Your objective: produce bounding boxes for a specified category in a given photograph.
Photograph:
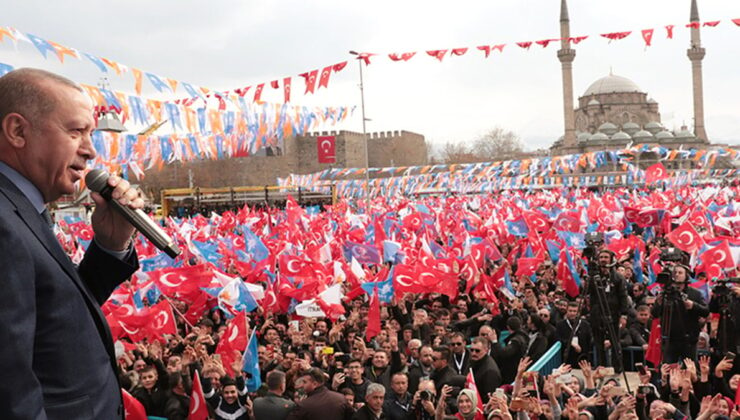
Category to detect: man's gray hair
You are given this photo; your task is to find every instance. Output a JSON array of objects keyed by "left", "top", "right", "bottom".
[
  {"left": 366, "top": 382, "right": 386, "bottom": 397},
  {"left": 0, "top": 68, "right": 82, "bottom": 125}
]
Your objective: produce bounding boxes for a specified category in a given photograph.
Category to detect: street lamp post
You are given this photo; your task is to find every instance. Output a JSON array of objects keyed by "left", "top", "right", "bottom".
[{"left": 349, "top": 50, "right": 371, "bottom": 211}]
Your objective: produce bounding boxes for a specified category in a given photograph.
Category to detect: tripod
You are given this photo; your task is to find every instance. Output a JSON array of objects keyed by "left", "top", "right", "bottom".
[{"left": 563, "top": 269, "right": 631, "bottom": 393}]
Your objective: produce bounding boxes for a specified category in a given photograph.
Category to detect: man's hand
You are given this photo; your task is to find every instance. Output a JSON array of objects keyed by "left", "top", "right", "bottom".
[
  {"left": 90, "top": 174, "right": 144, "bottom": 251},
  {"left": 684, "top": 299, "right": 694, "bottom": 310}
]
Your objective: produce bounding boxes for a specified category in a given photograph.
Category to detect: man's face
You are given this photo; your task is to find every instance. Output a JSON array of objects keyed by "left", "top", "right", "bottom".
[
  {"left": 403, "top": 330, "right": 413, "bottom": 342},
  {"left": 167, "top": 356, "right": 181, "bottom": 373},
  {"left": 479, "top": 326, "right": 493, "bottom": 341},
  {"left": 637, "top": 310, "right": 650, "bottom": 325},
  {"left": 366, "top": 391, "right": 384, "bottom": 412},
  {"left": 434, "top": 324, "right": 446, "bottom": 337},
  {"left": 133, "top": 359, "right": 147, "bottom": 372},
  {"left": 449, "top": 337, "right": 465, "bottom": 354},
  {"left": 206, "top": 372, "right": 221, "bottom": 391},
  {"left": 372, "top": 351, "right": 388, "bottom": 368},
  {"left": 9, "top": 82, "right": 97, "bottom": 202},
  {"left": 298, "top": 376, "right": 318, "bottom": 394},
  {"left": 469, "top": 342, "right": 487, "bottom": 361},
  {"left": 391, "top": 375, "right": 408, "bottom": 396},
  {"left": 222, "top": 385, "right": 238, "bottom": 404},
  {"left": 264, "top": 328, "right": 279, "bottom": 344},
  {"left": 598, "top": 252, "right": 612, "bottom": 267},
  {"left": 315, "top": 321, "right": 328, "bottom": 334},
  {"left": 439, "top": 314, "right": 451, "bottom": 326},
  {"left": 257, "top": 346, "right": 268, "bottom": 364},
  {"left": 673, "top": 267, "right": 688, "bottom": 286},
  {"left": 141, "top": 370, "right": 158, "bottom": 390},
  {"left": 432, "top": 351, "right": 447, "bottom": 370},
  {"left": 282, "top": 352, "right": 296, "bottom": 369},
  {"left": 419, "top": 347, "right": 434, "bottom": 367},
  {"left": 408, "top": 342, "right": 420, "bottom": 358},
  {"left": 537, "top": 310, "right": 551, "bottom": 324},
  {"left": 566, "top": 306, "right": 578, "bottom": 320},
  {"left": 346, "top": 362, "right": 363, "bottom": 380}
]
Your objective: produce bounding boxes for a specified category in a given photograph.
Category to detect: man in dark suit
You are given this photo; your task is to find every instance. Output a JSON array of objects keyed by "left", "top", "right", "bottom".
[
  {"left": 447, "top": 332, "right": 471, "bottom": 375},
  {"left": 288, "top": 368, "right": 353, "bottom": 420},
  {"left": 556, "top": 301, "right": 593, "bottom": 367},
  {"left": 0, "top": 68, "right": 142, "bottom": 419},
  {"left": 253, "top": 370, "right": 295, "bottom": 420}
]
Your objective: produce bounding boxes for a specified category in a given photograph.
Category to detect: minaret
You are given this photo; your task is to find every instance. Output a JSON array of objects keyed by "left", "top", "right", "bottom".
[
  {"left": 558, "top": 0, "right": 577, "bottom": 149},
  {"left": 687, "top": 0, "right": 708, "bottom": 142}
]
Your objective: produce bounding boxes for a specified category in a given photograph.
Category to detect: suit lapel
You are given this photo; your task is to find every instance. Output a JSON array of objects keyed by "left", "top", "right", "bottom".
[{"left": 0, "top": 175, "right": 110, "bottom": 342}]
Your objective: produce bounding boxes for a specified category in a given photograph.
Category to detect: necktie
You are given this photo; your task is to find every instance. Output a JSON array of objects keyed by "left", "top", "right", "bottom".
[{"left": 41, "top": 209, "right": 54, "bottom": 228}]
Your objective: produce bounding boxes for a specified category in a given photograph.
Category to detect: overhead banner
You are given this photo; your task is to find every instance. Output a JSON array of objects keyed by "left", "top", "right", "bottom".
[{"left": 317, "top": 135, "right": 336, "bottom": 164}]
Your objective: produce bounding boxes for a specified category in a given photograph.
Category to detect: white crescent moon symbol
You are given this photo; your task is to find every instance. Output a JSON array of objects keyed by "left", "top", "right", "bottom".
[
  {"left": 320, "top": 139, "right": 332, "bottom": 151},
  {"left": 234, "top": 237, "right": 244, "bottom": 248},
  {"left": 287, "top": 259, "right": 300, "bottom": 274},
  {"left": 264, "top": 291, "right": 276, "bottom": 307},
  {"left": 395, "top": 274, "right": 413, "bottom": 288},
  {"left": 419, "top": 272, "right": 435, "bottom": 284},
  {"left": 191, "top": 391, "right": 200, "bottom": 414},
  {"left": 228, "top": 324, "right": 240, "bottom": 343},
  {"left": 160, "top": 273, "right": 184, "bottom": 289},
  {"left": 679, "top": 231, "right": 694, "bottom": 247},
  {"left": 715, "top": 250, "right": 726, "bottom": 264},
  {"left": 118, "top": 322, "right": 140, "bottom": 336},
  {"left": 155, "top": 311, "right": 168, "bottom": 330}
]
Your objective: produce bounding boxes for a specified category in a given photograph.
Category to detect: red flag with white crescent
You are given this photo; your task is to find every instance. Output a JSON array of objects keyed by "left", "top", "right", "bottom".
[
  {"left": 188, "top": 370, "right": 209, "bottom": 420},
  {"left": 317, "top": 136, "right": 336, "bottom": 164},
  {"left": 465, "top": 370, "right": 485, "bottom": 414},
  {"left": 641, "top": 29, "right": 654, "bottom": 46},
  {"left": 665, "top": 222, "right": 704, "bottom": 254},
  {"left": 646, "top": 162, "right": 669, "bottom": 184},
  {"left": 283, "top": 77, "right": 292, "bottom": 103},
  {"left": 122, "top": 389, "right": 147, "bottom": 420},
  {"left": 645, "top": 318, "right": 662, "bottom": 366},
  {"left": 318, "top": 65, "right": 333, "bottom": 89}
]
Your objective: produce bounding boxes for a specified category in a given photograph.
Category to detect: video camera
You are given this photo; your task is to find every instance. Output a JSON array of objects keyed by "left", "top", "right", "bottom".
[
  {"left": 655, "top": 247, "right": 686, "bottom": 286},
  {"left": 582, "top": 232, "right": 604, "bottom": 260}
]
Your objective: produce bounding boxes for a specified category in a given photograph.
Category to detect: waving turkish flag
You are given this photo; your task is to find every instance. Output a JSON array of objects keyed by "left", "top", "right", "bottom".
[
  {"left": 666, "top": 222, "right": 704, "bottom": 253},
  {"left": 122, "top": 389, "right": 147, "bottom": 420},
  {"left": 701, "top": 241, "right": 736, "bottom": 269},
  {"left": 645, "top": 319, "right": 662, "bottom": 366},
  {"left": 146, "top": 300, "right": 177, "bottom": 340},
  {"left": 646, "top": 162, "right": 669, "bottom": 184},
  {"left": 188, "top": 370, "right": 209, "bottom": 420}
]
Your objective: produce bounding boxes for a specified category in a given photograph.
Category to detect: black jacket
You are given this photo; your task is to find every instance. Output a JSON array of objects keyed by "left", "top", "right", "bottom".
[
  {"left": 449, "top": 350, "right": 471, "bottom": 376},
  {"left": 651, "top": 286, "right": 709, "bottom": 343},
  {"left": 469, "top": 355, "right": 502, "bottom": 403},
  {"left": 352, "top": 404, "right": 386, "bottom": 420},
  {"left": 587, "top": 267, "right": 630, "bottom": 326},
  {"left": 556, "top": 317, "right": 593, "bottom": 366},
  {"left": 382, "top": 392, "right": 414, "bottom": 420},
  {"left": 253, "top": 392, "right": 296, "bottom": 420},
  {"left": 491, "top": 329, "right": 529, "bottom": 384},
  {"left": 429, "top": 366, "right": 465, "bottom": 394}
]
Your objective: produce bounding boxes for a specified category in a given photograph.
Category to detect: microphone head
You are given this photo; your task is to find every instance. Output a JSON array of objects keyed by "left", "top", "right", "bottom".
[{"left": 85, "top": 169, "right": 109, "bottom": 193}]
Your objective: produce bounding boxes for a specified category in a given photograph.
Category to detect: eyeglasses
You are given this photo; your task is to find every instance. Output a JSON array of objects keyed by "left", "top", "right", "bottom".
[
  {"left": 469, "top": 348, "right": 483, "bottom": 354},
  {"left": 450, "top": 342, "right": 464, "bottom": 346}
]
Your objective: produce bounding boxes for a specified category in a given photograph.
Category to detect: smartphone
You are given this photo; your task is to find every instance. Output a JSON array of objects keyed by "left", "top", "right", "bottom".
[
  {"left": 322, "top": 346, "right": 335, "bottom": 355},
  {"left": 635, "top": 363, "right": 648, "bottom": 376},
  {"left": 557, "top": 373, "right": 573, "bottom": 385},
  {"left": 510, "top": 398, "right": 527, "bottom": 411},
  {"left": 600, "top": 367, "right": 615, "bottom": 376},
  {"left": 726, "top": 352, "right": 736, "bottom": 361},
  {"left": 493, "top": 388, "right": 506, "bottom": 399},
  {"left": 607, "top": 386, "right": 626, "bottom": 397}
]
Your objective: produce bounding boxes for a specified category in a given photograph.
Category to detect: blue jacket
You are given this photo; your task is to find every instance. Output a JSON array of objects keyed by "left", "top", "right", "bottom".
[{"left": 0, "top": 172, "right": 139, "bottom": 419}]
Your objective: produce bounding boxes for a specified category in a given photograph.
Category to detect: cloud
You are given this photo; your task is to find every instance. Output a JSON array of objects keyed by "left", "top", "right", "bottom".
[{"left": 1, "top": 0, "right": 738, "bottom": 148}]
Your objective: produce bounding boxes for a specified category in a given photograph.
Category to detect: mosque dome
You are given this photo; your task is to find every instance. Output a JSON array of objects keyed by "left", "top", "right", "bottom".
[
  {"left": 633, "top": 130, "right": 654, "bottom": 142},
  {"left": 645, "top": 121, "right": 664, "bottom": 135},
  {"left": 583, "top": 74, "right": 643, "bottom": 97},
  {"left": 588, "top": 132, "right": 609, "bottom": 142},
  {"left": 611, "top": 131, "right": 631, "bottom": 141},
  {"left": 622, "top": 122, "right": 640, "bottom": 136},
  {"left": 577, "top": 132, "right": 591, "bottom": 143},
  {"left": 655, "top": 131, "right": 675, "bottom": 141},
  {"left": 598, "top": 122, "right": 618, "bottom": 136},
  {"left": 588, "top": 99, "right": 600, "bottom": 106}
]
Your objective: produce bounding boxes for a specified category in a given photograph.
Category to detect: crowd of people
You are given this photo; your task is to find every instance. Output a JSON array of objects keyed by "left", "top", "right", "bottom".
[{"left": 102, "top": 187, "right": 740, "bottom": 420}]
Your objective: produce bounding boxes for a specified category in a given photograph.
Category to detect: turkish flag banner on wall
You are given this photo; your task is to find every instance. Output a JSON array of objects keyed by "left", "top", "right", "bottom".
[{"left": 317, "top": 136, "right": 336, "bottom": 163}]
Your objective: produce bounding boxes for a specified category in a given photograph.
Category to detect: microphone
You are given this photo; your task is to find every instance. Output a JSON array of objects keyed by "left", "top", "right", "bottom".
[{"left": 86, "top": 169, "right": 181, "bottom": 258}]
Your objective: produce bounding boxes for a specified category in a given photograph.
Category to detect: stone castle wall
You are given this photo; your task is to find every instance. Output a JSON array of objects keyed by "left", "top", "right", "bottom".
[{"left": 140, "top": 130, "right": 427, "bottom": 200}]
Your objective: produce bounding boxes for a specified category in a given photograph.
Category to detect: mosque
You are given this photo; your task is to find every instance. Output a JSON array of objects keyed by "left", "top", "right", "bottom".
[{"left": 550, "top": 0, "right": 710, "bottom": 154}]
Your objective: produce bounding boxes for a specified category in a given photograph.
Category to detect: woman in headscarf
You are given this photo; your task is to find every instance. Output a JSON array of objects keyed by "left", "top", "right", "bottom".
[{"left": 435, "top": 386, "right": 485, "bottom": 420}]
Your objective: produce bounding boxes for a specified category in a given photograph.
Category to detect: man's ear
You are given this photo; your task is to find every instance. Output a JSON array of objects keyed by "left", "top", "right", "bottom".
[{"left": 2, "top": 113, "right": 30, "bottom": 149}]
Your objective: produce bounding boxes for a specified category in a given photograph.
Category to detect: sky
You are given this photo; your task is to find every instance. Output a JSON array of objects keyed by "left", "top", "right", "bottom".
[{"left": 1, "top": 0, "right": 739, "bottom": 152}]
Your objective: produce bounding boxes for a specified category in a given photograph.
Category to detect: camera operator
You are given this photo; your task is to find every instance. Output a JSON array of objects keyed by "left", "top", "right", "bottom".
[
  {"left": 708, "top": 279, "right": 740, "bottom": 355},
  {"left": 587, "top": 249, "right": 630, "bottom": 372},
  {"left": 412, "top": 379, "right": 437, "bottom": 420},
  {"left": 651, "top": 264, "right": 709, "bottom": 363}
]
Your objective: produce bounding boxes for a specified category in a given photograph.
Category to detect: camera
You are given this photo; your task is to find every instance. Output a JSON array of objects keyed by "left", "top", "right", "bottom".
[
  {"left": 583, "top": 232, "right": 604, "bottom": 260},
  {"left": 637, "top": 385, "right": 654, "bottom": 396},
  {"left": 419, "top": 390, "right": 434, "bottom": 401}
]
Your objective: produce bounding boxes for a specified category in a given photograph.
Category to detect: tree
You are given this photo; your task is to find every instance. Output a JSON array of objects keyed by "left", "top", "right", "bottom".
[
  {"left": 472, "top": 127, "right": 523, "bottom": 161},
  {"left": 439, "top": 141, "right": 478, "bottom": 164}
]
